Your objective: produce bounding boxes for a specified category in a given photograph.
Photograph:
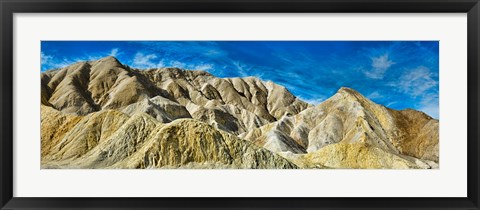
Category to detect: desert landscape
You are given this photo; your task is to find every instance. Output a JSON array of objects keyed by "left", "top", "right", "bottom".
[{"left": 40, "top": 56, "right": 439, "bottom": 169}]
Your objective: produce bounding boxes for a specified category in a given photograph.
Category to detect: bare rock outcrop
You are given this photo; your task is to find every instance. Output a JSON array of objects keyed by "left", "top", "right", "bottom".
[
  {"left": 240, "top": 87, "right": 439, "bottom": 168},
  {"left": 122, "top": 96, "right": 191, "bottom": 123},
  {"left": 297, "top": 143, "right": 436, "bottom": 169},
  {"left": 41, "top": 56, "right": 439, "bottom": 169},
  {"left": 42, "top": 106, "right": 130, "bottom": 162},
  {"left": 41, "top": 110, "right": 297, "bottom": 169},
  {"left": 41, "top": 57, "right": 309, "bottom": 134}
]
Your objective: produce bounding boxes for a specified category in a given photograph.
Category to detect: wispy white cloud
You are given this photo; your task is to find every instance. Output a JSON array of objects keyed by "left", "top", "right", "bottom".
[
  {"left": 230, "top": 61, "right": 268, "bottom": 79},
  {"left": 397, "top": 66, "right": 437, "bottom": 97},
  {"left": 41, "top": 52, "right": 53, "bottom": 66},
  {"left": 109, "top": 48, "right": 121, "bottom": 57},
  {"left": 274, "top": 52, "right": 295, "bottom": 64},
  {"left": 364, "top": 54, "right": 395, "bottom": 79},
  {"left": 132, "top": 52, "right": 215, "bottom": 70},
  {"left": 41, "top": 52, "right": 75, "bottom": 70},
  {"left": 167, "top": 60, "right": 214, "bottom": 71},
  {"left": 386, "top": 101, "right": 398, "bottom": 107},
  {"left": 420, "top": 103, "right": 439, "bottom": 119},
  {"left": 169, "top": 60, "right": 186, "bottom": 69},
  {"left": 418, "top": 93, "right": 439, "bottom": 119},
  {"left": 157, "top": 59, "right": 166, "bottom": 68},
  {"left": 372, "top": 54, "right": 395, "bottom": 70},
  {"left": 366, "top": 91, "right": 383, "bottom": 100},
  {"left": 132, "top": 52, "right": 159, "bottom": 69},
  {"left": 194, "top": 63, "right": 214, "bottom": 71},
  {"left": 233, "top": 61, "right": 251, "bottom": 77},
  {"left": 389, "top": 66, "right": 438, "bottom": 118},
  {"left": 86, "top": 55, "right": 104, "bottom": 61},
  {"left": 204, "top": 49, "right": 226, "bottom": 57},
  {"left": 298, "top": 96, "right": 325, "bottom": 105},
  {"left": 134, "top": 42, "right": 228, "bottom": 67}
]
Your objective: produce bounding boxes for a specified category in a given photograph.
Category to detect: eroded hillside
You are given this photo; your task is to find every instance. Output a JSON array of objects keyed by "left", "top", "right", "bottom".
[{"left": 41, "top": 56, "right": 439, "bottom": 169}]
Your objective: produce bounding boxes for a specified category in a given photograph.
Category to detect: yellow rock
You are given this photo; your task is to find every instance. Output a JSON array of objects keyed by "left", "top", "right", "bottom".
[{"left": 299, "top": 143, "right": 424, "bottom": 169}]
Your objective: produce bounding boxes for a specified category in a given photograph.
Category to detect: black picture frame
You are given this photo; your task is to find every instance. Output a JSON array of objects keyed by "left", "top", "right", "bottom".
[{"left": 1, "top": 0, "right": 479, "bottom": 209}]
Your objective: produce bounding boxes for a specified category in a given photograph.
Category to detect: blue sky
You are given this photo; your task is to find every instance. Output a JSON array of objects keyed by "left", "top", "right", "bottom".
[{"left": 41, "top": 41, "right": 439, "bottom": 118}]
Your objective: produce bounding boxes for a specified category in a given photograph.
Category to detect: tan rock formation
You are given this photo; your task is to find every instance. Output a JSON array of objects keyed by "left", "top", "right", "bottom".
[
  {"left": 42, "top": 107, "right": 130, "bottom": 162},
  {"left": 41, "top": 56, "right": 439, "bottom": 169},
  {"left": 240, "top": 87, "right": 439, "bottom": 168},
  {"left": 122, "top": 95, "right": 191, "bottom": 123},
  {"left": 297, "top": 143, "right": 435, "bottom": 169},
  {"left": 41, "top": 57, "right": 309, "bottom": 134},
  {"left": 41, "top": 114, "right": 297, "bottom": 169}
]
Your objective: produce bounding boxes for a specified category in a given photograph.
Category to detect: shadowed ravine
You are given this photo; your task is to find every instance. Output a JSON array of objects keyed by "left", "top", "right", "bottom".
[{"left": 41, "top": 56, "right": 439, "bottom": 169}]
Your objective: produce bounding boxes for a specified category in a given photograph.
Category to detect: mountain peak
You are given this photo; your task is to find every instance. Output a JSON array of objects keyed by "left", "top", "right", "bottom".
[
  {"left": 337, "top": 87, "right": 359, "bottom": 95},
  {"left": 334, "top": 87, "right": 368, "bottom": 102},
  {"left": 89, "top": 56, "right": 124, "bottom": 69},
  {"left": 97, "top": 56, "right": 121, "bottom": 64}
]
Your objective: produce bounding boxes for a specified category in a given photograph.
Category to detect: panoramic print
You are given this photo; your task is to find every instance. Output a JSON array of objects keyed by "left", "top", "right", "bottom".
[{"left": 40, "top": 41, "right": 439, "bottom": 169}]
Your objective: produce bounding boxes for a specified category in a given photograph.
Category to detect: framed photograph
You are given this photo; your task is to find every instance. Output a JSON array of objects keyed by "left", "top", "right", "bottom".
[{"left": 1, "top": 0, "right": 479, "bottom": 209}]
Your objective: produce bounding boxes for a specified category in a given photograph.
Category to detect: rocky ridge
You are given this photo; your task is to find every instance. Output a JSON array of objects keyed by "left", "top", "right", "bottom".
[
  {"left": 41, "top": 56, "right": 309, "bottom": 135},
  {"left": 41, "top": 105, "right": 297, "bottom": 169},
  {"left": 240, "top": 87, "right": 439, "bottom": 168}
]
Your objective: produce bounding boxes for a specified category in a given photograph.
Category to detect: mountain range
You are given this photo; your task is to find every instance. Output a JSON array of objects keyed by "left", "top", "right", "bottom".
[{"left": 41, "top": 56, "right": 439, "bottom": 169}]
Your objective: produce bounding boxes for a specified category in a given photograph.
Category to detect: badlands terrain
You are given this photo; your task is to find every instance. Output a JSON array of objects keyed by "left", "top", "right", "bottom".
[{"left": 41, "top": 56, "right": 439, "bottom": 169}]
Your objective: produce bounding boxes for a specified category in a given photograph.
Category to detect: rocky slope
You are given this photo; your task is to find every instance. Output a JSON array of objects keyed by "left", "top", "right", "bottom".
[
  {"left": 41, "top": 56, "right": 439, "bottom": 169},
  {"left": 41, "top": 105, "right": 297, "bottom": 169},
  {"left": 41, "top": 56, "right": 309, "bottom": 135},
  {"left": 239, "top": 87, "right": 439, "bottom": 168}
]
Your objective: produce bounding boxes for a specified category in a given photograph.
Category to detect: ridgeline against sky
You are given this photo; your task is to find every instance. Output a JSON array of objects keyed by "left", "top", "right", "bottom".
[{"left": 41, "top": 41, "right": 439, "bottom": 118}]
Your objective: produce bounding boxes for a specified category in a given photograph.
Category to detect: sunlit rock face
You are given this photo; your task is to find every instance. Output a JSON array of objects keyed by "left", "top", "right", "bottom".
[
  {"left": 41, "top": 56, "right": 309, "bottom": 135},
  {"left": 41, "top": 56, "right": 438, "bottom": 169},
  {"left": 41, "top": 106, "right": 297, "bottom": 169},
  {"left": 240, "top": 87, "right": 439, "bottom": 169}
]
